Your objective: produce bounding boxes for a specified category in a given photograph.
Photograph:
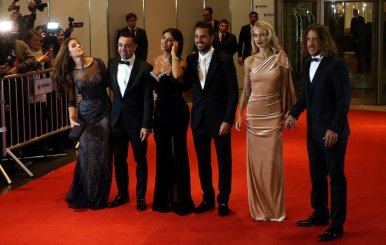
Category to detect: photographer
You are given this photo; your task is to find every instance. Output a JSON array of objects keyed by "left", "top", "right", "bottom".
[{"left": 0, "top": 35, "right": 36, "bottom": 76}]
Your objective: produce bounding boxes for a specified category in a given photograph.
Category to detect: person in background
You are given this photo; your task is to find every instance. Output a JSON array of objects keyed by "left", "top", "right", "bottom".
[
  {"left": 238, "top": 11, "right": 258, "bottom": 65},
  {"left": 116, "top": 13, "right": 148, "bottom": 61},
  {"left": 150, "top": 28, "right": 195, "bottom": 216},
  {"left": 185, "top": 21, "right": 239, "bottom": 216},
  {"left": 202, "top": 7, "right": 220, "bottom": 33},
  {"left": 23, "top": 29, "right": 51, "bottom": 69},
  {"left": 108, "top": 32, "right": 153, "bottom": 211},
  {"left": 235, "top": 20, "right": 296, "bottom": 222},
  {"left": 285, "top": 24, "right": 350, "bottom": 242},
  {"left": 212, "top": 19, "right": 238, "bottom": 57},
  {"left": 350, "top": 9, "right": 366, "bottom": 72},
  {"left": 52, "top": 38, "right": 112, "bottom": 210}
]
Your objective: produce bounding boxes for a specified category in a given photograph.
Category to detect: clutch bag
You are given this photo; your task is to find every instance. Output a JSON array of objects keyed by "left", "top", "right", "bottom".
[{"left": 68, "top": 120, "right": 87, "bottom": 141}]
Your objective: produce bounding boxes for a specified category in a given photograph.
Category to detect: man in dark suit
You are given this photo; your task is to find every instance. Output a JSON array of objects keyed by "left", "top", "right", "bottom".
[
  {"left": 116, "top": 12, "right": 148, "bottom": 61},
  {"left": 186, "top": 21, "right": 239, "bottom": 216},
  {"left": 203, "top": 7, "right": 220, "bottom": 33},
  {"left": 285, "top": 24, "right": 350, "bottom": 242},
  {"left": 108, "top": 32, "right": 153, "bottom": 211},
  {"left": 237, "top": 11, "right": 258, "bottom": 65},
  {"left": 212, "top": 19, "right": 238, "bottom": 57}
]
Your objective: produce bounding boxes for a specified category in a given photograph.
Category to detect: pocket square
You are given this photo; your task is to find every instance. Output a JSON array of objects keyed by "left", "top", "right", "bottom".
[{"left": 68, "top": 120, "right": 87, "bottom": 141}]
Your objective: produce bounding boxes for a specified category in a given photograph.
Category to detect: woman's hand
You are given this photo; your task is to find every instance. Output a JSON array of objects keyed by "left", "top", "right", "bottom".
[
  {"left": 171, "top": 41, "right": 179, "bottom": 57},
  {"left": 235, "top": 116, "right": 242, "bottom": 131}
]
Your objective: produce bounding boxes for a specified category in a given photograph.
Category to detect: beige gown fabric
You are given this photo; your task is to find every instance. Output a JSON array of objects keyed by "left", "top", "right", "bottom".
[{"left": 244, "top": 51, "right": 296, "bottom": 221}]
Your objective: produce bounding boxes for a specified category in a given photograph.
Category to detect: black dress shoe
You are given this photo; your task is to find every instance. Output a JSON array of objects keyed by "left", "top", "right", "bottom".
[
  {"left": 137, "top": 199, "right": 147, "bottom": 211},
  {"left": 108, "top": 195, "right": 129, "bottom": 208},
  {"left": 318, "top": 226, "right": 344, "bottom": 242},
  {"left": 218, "top": 203, "right": 230, "bottom": 216},
  {"left": 194, "top": 201, "right": 215, "bottom": 214},
  {"left": 296, "top": 215, "right": 329, "bottom": 227}
]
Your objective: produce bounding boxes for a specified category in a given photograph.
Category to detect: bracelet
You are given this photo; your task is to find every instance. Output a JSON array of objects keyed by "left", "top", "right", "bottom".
[{"left": 172, "top": 56, "right": 180, "bottom": 61}]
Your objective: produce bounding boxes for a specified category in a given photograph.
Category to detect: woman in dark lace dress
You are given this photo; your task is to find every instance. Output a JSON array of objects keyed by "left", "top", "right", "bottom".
[
  {"left": 52, "top": 38, "right": 112, "bottom": 210},
  {"left": 151, "top": 28, "right": 194, "bottom": 215}
]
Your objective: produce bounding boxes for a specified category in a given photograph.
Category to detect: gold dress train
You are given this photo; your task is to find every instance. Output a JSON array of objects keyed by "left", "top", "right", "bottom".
[{"left": 244, "top": 51, "right": 296, "bottom": 221}]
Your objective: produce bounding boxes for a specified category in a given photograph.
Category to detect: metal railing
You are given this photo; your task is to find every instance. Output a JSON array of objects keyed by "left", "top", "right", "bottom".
[{"left": 0, "top": 69, "right": 70, "bottom": 184}]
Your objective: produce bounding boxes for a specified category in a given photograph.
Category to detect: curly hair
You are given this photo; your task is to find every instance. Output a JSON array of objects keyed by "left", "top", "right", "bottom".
[
  {"left": 251, "top": 20, "right": 282, "bottom": 55},
  {"left": 301, "top": 24, "right": 338, "bottom": 57},
  {"left": 52, "top": 37, "right": 76, "bottom": 94}
]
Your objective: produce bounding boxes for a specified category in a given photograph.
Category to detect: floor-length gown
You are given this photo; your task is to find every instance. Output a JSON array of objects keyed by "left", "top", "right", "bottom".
[
  {"left": 150, "top": 71, "right": 195, "bottom": 213},
  {"left": 244, "top": 51, "right": 296, "bottom": 221},
  {"left": 66, "top": 58, "right": 112, "bottom": 210}
]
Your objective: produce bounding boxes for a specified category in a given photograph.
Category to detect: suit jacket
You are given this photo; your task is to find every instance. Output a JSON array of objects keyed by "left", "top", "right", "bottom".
[
  {"left": 15, "top": 40, "right": 36, "bottom": 73},
  {"left": 212, "top": 32, "right": 238, "bottom": 56},
  {"left": 212, "top": 19, "right": 220, "bottom": 33},
  {"left": 290, "top": 56, "right": 350, "bottom": 142},
  {"left": 186, "top": 48, "right": 239, "bottom": 133},
  {"left": 108, "top": 57, "right": 153, "bottom": 131},
  {"left": 116, "top": 27, "right": 148, "bottom": 61},
  {"left": 238, "top": 24, "right": 252, "bottom": 60}
]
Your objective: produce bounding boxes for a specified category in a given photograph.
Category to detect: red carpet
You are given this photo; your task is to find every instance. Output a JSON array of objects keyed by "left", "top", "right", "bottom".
[{"left": 1, "top": 109, "right": 386, "bottom": 244}]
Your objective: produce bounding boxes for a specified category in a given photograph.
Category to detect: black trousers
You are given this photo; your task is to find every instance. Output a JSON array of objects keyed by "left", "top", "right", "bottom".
[
  {"left": 307, "top": 138, "right": 347, "bottom": 228},
  {"left": 112, "top": 128, "right": 148, "bottom": 200},
  {"left": 192, "top": 127, "right": 232, "bottom": 204}
]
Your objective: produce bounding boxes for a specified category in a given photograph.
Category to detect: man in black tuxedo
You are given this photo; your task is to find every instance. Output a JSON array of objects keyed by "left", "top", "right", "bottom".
[
  {"left": 285, "top": 24, "right": 350, "bottom": 242},
  {"left": 212, "top": 19, "right": 238, "bottom": 57},
  {"left": 186, "top": 21, "right": 239, "bottom": 216},
  {"left": 116, "top": 12, "right": 148, "bottom": 61},
  {"left": 203, "top": 7, "right": 220, "bottom": 33},
  {"left": 108, "top": 32, "right": 153, "bottom": 211},
  {"left": 237, "top": 11, "right": 258, "bottom": 65}
]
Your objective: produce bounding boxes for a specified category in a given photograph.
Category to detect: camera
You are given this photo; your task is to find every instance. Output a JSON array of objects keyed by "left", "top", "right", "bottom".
[
  {"left": 68, "top": 17, "right": 83, "bottom": 28},
  {"left": 28, "top": 0, "right": 48, "bottom": 12}
]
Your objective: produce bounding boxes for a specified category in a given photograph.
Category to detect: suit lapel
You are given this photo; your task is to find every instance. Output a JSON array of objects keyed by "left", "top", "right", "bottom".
[
  {"left": 111, "top": 59, "right": 121, "bottom": 95},
  {"left": 123, "top": 58, "right": 139, "bottom": 97},
  {"left": 204, "top": 50, "right": 220, "bottom": 91}
]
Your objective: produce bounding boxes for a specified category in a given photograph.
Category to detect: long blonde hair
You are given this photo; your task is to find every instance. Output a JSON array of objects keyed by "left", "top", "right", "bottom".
[{"left": 251, "top": 20, "right": 282, "bottom": 55}]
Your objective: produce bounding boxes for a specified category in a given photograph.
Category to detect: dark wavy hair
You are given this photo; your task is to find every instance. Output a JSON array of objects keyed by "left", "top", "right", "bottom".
[
  {"left": 52, "top": 37, "right": 76, "bottom": 94},
  {"left": 301, "top": 24, "right": 338, "bottom": 57},
  {"left": 162, "top": 28, "right": 184, "bottom": 58}
]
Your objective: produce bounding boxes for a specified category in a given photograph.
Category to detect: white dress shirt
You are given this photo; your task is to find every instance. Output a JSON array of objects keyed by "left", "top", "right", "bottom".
[
  {"left": 117, "top": 55, "right": 135, "bottom": 96},
  {"left": 198, "top": 47, "right": 214, "bottom": 89},
  {"left": 309, "top": 54, "right": 323, "bottom": 82}
]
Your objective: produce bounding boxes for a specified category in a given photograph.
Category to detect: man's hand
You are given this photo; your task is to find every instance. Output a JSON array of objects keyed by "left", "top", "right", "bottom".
[
  {"left": 323, "top": 130, "right": 338, "bottom": 147},
  {"left": 219, "top": 122, "right": 231, "bottom": 136},
  {"left": 140, "top": 128, "right": 150, "bottom": 141},
  {"left": 284, "top": 114, "right": 297, "bottom": 129}
]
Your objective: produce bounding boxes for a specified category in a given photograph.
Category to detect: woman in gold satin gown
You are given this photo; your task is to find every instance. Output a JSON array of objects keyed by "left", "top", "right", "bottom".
[{"left": 236, "top": 21, "right": 296, "bottom": 221}]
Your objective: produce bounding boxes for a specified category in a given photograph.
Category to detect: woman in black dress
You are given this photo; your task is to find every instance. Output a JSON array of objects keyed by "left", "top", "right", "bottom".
[
  {"left": 150, "top": 28, "right": 194, "bottom": 215},
  {"left": 53, "top": 38, "right": 112, "bottom": 210}
]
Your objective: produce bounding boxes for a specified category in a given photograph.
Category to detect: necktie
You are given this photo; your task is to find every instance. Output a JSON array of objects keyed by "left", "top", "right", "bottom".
[
  {"left": 199, "top": 58, "right": 206, "bottom": 87},
  {"left": 311, "top": 57, "right": 320, "bottom": 62},
  {"left": 119, "top": 60, "right": 130, "bottom": 66},
  {"left": 130, "top": 29, "right": 136, "bottom": 37},
  {"left": 221, "top": 33, "right": 225, "bottom": 42}
]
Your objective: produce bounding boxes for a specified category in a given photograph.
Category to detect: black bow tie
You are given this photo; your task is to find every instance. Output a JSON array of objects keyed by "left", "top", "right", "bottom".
[
  {"left": 311, "top": 57, "right": 321, "bottom": 62},
  {"left": 119, "top": 60, "right": 130, "bottom": 66}
]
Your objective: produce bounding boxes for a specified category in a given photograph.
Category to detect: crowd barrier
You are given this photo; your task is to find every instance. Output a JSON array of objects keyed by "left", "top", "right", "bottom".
[{"left": 0, "top": 69, "right": 70, "bottom": 184}]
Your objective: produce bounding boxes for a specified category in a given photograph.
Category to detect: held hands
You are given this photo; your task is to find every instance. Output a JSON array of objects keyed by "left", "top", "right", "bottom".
[
  {"left": 284, "top": 114, "right": 297, "bottom": 129},
  {"left": 219, "top": 122, "right": 231, "bottom": 136},
  {"left": 323, "top": 130, "right": 338, "bottom": 147}
]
